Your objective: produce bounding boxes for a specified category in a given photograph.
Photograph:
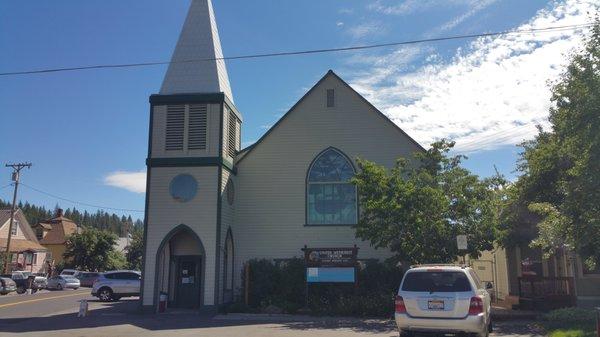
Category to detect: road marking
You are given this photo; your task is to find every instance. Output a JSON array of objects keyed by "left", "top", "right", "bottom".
[{"left": 0, "top": 291, "right": 89, "bottom": 309}]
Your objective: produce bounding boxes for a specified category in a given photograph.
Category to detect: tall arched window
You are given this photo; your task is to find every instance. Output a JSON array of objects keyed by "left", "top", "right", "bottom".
[{"left": 306, "top": 148, "right": 357, "bottom": 225}]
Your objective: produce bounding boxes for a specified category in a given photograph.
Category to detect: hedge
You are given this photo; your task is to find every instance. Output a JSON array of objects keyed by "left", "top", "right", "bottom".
[{"left": 224, "top": 257, "right": 404, "bottom": 317}]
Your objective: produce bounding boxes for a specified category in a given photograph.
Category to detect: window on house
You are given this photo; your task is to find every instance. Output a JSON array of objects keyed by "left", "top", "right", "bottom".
[
  {"left": 188, "top": 104, "right": 208, "bottom": 150},
  {"left": 32, "top": 253, "right": 37, "bottom": 265},
  {"left": 326, "top": 89, "right": 335, "bottom": 107},
  {"left": 227, "top": 108, "right": 238, "bottom": 158},
  {"left": 36, "top": 228, "right": 43, "bottom": 240},
  {"left": 307, "top": 148, "right": 357, "bottom": 225},
  {"left": 11, "top": 220, "right": 18, "bottom": 236},
  {"left": 165, "top": 105, "right": 185, "bottom": 151}
]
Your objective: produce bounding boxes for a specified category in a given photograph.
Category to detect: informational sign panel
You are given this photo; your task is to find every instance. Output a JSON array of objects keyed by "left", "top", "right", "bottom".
[
  {"left": 302, "top": 246, "right": 359, "bottom": 283},
  {"left": 456, "top": 235, "right": 468, "bottom": 250},
  {"left": 302, "top": 247, "right": 358, "bottom": 267},
  {"left": 306, "top": 267, "right": 355, "bottom": 283}
]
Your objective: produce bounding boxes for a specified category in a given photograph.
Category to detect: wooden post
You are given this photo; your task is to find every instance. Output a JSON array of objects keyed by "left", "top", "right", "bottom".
[
  {"left": 596, "top": 307, "right": 600, "bottom": 337},
  {"left": 244, "top": 263, "right": 250, "bottom": 305}
]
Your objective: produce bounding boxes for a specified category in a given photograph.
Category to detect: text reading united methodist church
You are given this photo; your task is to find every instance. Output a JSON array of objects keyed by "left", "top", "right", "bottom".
[{"left": 141, "top": 0, "right": 423, "bottom": 312}]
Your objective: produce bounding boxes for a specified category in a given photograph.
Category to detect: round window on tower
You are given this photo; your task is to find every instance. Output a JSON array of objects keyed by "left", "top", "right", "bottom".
[
  {"left": 169, "top": 174, "right": 198, "bottom": 202},
  {"left": 226, "top": 179, "right": 234, "bottom": 205}
]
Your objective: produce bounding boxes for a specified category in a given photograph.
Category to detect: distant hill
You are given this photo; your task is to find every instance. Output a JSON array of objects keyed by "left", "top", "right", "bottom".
[{"left": 0, "top": 199, "right": 142, "bottom": 236}]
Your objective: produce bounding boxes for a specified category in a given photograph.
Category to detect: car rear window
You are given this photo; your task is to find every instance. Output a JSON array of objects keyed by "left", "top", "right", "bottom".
[{"left": 402, "top": 271, "right": 472, "bottom": 292}]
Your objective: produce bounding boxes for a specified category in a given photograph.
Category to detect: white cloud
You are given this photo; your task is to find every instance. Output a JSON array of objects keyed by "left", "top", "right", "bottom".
[
  {"left": 347, "top": 22, "right": 387, "bottom": 39},
  {"left": 348, "top": 0, "right": 597, "bottom": 153},
  {"left": 336, "top": 21, "right": 344, "bottom": 27},
  {"left": 435, "top": 0, "right": 498, "bottom": 33},
  {"left": 104, "top": 170, "right": 146, "bottom": 193},
  {"left": 368, "top": 0, "right": 485, "bottom": 16}
]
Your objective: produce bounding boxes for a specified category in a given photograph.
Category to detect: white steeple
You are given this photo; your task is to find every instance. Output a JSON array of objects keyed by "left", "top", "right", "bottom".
[{"left": 160, "top": 0, "right": 233, "bottom": 102}]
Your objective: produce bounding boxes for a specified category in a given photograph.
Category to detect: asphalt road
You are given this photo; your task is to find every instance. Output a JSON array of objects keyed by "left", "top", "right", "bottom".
[
  {"left": 0, "top": 288, "right": 92, "bottom": 320},
  {"left": 0, "top": 290, "right": 543, "bottom": 337}
]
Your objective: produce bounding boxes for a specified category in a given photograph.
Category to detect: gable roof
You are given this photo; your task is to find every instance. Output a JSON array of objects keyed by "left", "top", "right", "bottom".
[
  {"left": 235, "top": 70, "right": 425, "bottom": 165},
  {"left": 34, "top": 215, "right": 79, "bottom": 245},
  {"left": 0, "top": 209, "right": 47, "bottom": 252}
]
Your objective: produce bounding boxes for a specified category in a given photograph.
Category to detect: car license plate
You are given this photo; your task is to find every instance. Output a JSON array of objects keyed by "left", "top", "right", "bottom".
[{"left": 428, "top": 299, "right": 444, "bottom": 310}]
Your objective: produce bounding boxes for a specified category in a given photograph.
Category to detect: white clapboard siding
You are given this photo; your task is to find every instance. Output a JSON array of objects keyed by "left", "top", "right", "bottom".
[
  {"left": 143, "top": 166, "right": 219, "bottom": 306},
  {"left": 232, "top": 73, "right": 423, "bottom": 293}
]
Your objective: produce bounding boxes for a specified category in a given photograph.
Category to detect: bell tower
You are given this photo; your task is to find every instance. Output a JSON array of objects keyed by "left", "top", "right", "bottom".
[{"left": 141, "top": 0, "right": 241, "bottom": 312}]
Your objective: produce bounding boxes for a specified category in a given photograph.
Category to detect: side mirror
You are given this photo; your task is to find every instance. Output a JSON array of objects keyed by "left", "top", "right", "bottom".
[{"left": 485, "top": 282, "right": 493, "bottom": 290}]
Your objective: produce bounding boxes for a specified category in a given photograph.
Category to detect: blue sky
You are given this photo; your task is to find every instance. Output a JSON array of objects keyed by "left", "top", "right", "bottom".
[{"left": 0, "top": 0, "right": 596, "bottom": 219}]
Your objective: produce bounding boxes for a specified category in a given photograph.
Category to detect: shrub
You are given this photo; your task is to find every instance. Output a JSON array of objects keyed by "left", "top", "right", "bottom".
[
  {"left": 543, "top": 308, "right": 597, "bottom": 325},
  {"left": 242, "top": 258, "right": 403, "bottom": 317}
]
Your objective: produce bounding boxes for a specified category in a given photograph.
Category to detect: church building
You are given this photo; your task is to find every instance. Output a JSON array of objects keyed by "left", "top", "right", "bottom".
[{"left": 141, "top": 0, "right": 423, "bottom": 313}]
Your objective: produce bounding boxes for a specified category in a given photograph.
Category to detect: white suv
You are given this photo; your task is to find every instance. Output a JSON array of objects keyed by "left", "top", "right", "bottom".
[
  {"left": 395, "top": 265, "right": 492, "bottom": 337},
  {"left": 91, "top": 270, "right": 141, "bottom": 302}
]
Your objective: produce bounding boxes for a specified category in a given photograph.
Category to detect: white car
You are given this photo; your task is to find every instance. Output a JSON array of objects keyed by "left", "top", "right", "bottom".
[
  {"left": 47, "top": 275, "right": 80, "bottom": 290},
  {"left": 395, "top": 265, "right": 492, "bottom": 337},
  {"left": 91, "top": 270, "right": 141, "bottom": 302},
  {"left": 60, "top": 269, "right": 80, "bottom": 277}
]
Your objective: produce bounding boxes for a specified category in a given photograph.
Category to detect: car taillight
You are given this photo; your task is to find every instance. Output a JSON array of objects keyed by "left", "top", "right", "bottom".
[
  {"left": 395, "top": 295, "right": 407, "bottom": 314},
  {"left": 468, "top": 296, "right": 483, "bottom": 315}
]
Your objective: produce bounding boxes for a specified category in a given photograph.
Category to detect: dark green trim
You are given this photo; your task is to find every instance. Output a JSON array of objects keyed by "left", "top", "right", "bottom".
[
  {"left": 149, "top": 92, "right": 242, "bottom": 122},
  {"left": 214, "top": 100, "right": 224, "bottom": 306},
  {"left": 223, "top": 227, "right": 234, "bottom": 303},
  {"left": 146, "top": 157, "right": 236, "bottom": 173},
  {"left": 153, "top": 224, "right": 206, "bottom": 312},
  {"left": 236, "top": 69, "right": 425, "bottom": 164},
  {"left": 139, "top": 102, "right": 154, "bottom": 312},
  {"left": 150, "top": 93, "right": 223, "bottom": 104}
]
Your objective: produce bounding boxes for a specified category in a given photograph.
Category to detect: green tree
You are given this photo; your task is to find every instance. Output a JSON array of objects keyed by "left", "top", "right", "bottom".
[
  {"left": 352, "top": 140, "right": 500, "bottom": 264},
  {"left": 63, "top": 227, "right": 118, "bottom": 271},
  {"left": 106, "top": 250, "right": 127, "bottom": 270},
  {"left": 125, "top": 227, "right": 144, "bottom": 270},
  {"left": 504, "top": 20, "right": 600, "bottom": 268}
]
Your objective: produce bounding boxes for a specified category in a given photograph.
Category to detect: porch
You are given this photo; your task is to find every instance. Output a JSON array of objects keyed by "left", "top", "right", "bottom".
[{"left": 517, "top": 276, "right": 576, "bottom": 311}]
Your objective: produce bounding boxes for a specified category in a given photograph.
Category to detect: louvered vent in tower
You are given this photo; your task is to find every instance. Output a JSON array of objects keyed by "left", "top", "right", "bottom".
[
  {"left": 188, "top": 104, "right": 208, "bottom": 150},
  {"left": 165, "top": 105, "right": 185, "bottom": 151}
]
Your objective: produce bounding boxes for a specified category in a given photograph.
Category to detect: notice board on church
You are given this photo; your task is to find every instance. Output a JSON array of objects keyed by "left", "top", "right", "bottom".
[{"left": 301, "top": 246, "right": 359, "bottom": 283}]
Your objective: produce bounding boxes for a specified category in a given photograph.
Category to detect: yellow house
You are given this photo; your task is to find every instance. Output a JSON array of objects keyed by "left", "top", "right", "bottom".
[{"left": 31, "top": 209, "right": 79, "bottom": 265}]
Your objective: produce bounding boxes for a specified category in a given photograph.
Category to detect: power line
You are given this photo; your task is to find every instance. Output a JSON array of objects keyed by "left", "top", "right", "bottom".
[
  {"left": 0, "top": 23, "right": 593, "bottom": 77},
  {"left": 19, "top": 182, "right": 144, "bottom": 213}
]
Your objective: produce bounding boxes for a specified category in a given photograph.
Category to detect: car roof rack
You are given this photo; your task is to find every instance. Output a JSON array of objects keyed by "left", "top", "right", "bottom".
[{"left": 409, "top": 264, "right": 466, "bottom": 269}]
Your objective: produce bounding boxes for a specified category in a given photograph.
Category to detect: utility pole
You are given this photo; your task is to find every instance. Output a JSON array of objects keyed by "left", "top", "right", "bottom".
[{"left": 3, "top": 162, "right": 32, "bottom": 274}]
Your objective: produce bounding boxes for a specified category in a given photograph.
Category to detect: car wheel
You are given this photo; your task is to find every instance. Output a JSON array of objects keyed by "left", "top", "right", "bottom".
[
  {"left": 57, "top": 283, "right": 63, "bottom": 290},
  {"left": 98, "top": 288, "right": 113, "bottom": 302},
  {"left": 16, "top": 286, "right": 26, "bottom": 294}
]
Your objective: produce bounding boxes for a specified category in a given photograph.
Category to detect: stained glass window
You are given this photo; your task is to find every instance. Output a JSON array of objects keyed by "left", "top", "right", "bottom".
[{"left": 307, "top": 148, "right": 357, "bottom": 225}]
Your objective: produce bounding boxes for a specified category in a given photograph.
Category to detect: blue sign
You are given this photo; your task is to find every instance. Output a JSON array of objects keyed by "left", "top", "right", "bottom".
[{"left": 306, "top": 267, "right": 355, "bottom": 283}]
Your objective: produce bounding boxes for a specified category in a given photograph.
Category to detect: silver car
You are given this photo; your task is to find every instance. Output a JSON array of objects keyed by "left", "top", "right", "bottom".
[
  {"left": 47, "top": 275, "right": 80, "bottom": 290},
  {"left": 91, "top": 270, "right": 141, "bottom": 302},
  {"left": 395, "top": 265, "right": 492, "bottom": 337}
]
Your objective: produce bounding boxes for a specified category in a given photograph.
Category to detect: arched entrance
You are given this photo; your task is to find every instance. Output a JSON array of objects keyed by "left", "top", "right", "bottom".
[{"left": 155, "top": 224, "right": 205, "bottom": 310}]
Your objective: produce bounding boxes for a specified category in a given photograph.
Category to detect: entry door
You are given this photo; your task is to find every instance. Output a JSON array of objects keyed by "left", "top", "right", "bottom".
[{"left": 175, "top": 256, "right": 201, "bottom": 308}]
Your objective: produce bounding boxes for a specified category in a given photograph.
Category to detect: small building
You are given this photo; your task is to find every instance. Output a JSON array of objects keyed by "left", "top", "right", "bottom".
[
  {"left": 32, "top": 209, "right": 80, "bottom": 265},
  {"left": 0, "top": 209, "right": 48, "bottom": 273}
]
